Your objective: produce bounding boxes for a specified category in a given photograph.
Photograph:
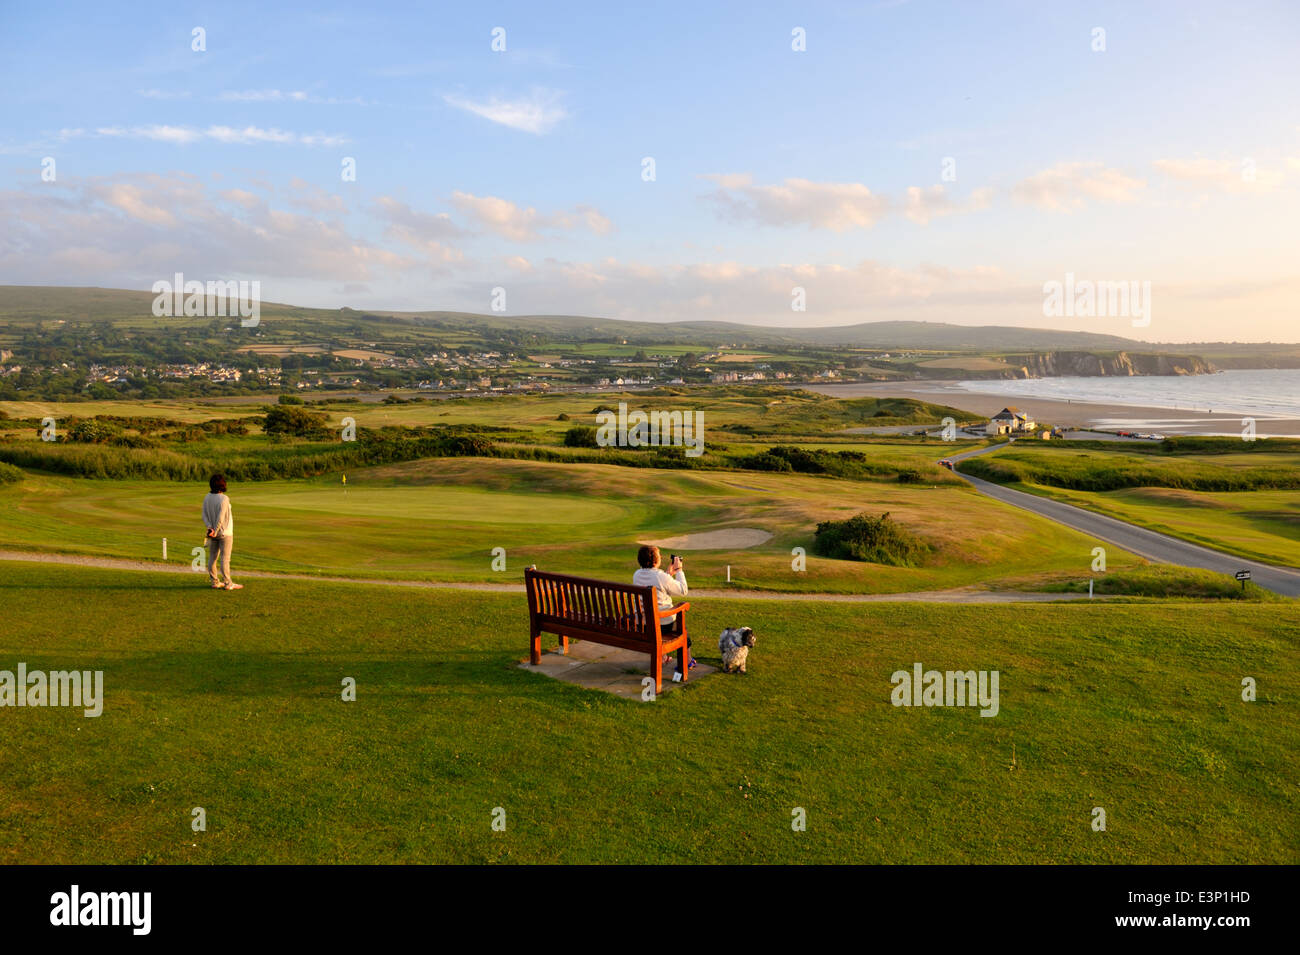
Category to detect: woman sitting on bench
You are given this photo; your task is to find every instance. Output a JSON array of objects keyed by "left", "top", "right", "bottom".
[{"left": 633, "top": 544, "right": 696, "bottom": 669}]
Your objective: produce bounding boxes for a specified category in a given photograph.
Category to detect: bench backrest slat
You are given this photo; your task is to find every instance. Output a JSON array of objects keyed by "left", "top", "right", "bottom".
[{"left": 525, "top": 568, "right": 659, "bottom": 641}]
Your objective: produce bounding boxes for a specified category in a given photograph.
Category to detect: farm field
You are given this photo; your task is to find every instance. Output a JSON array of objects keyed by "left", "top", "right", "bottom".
[
  {"left": 2, "top": 561, "right": 1295, "bottom": 865},
  {"left": 0, "top": 398, "right": 239, "bottom": 425},
  {"left": 0, "top": 457, "right": 1148, "bottom": 592}
]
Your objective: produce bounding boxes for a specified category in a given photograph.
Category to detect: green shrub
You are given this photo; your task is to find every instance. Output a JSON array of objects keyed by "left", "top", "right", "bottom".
[
  {"left": 741, "top": 452, "right": 793, "bottom": 472},
  {"left": 67, "top": 418, "right": 124, "bottom": 443},
  {"left": 277, "top": 394, "right": 304, "bottom": 405},
  {"left": 812, "top": 512, "right": 929, "bottom": 566},
  {"left": 563, "top": 426, "right": 599, "bottom": 448},
  {"left": 110, "top": 434, "right": 161, "bottom": 449},
  {"left": 263, "top": 405, "right": 329, "bottom": 438},
  {"left": 440, "top": 435, "right": 494, "bottom": 456},
  {"left": 0, "top": 461, "right": 23, "bottom": 484}
]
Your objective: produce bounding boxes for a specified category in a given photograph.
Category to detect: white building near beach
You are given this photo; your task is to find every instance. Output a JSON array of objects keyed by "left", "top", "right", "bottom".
[{"left": 986, "top": 407, "right": 1035, "bottom": 436}]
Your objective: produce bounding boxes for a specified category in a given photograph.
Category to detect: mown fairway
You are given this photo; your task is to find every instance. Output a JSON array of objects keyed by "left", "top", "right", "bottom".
[
  {"left": 0, "top": 561, "right": 1295, "bottom": 864},
  {"left": 0, "top": 457, "right": 1148, "bottom": 592}
]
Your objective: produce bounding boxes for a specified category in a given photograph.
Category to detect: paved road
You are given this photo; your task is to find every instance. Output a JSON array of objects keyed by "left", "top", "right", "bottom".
[{"left": 947, "top": 443, "right": 1300, "bottom": 597}]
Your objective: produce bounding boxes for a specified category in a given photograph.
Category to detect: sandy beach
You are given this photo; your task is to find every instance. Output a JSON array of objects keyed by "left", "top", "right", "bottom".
[{"left": 806, "top": 381, "right": 1300, "bottom": 437}]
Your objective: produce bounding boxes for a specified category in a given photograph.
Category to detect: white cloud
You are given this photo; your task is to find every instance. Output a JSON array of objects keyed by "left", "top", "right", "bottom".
[
  {"left": 702, "top": 175, "right": 991, "bottom": 230},
  {"left": 76, "top": 125, "right": 348, "bottom": 147},
  {"left": 0, "top": 174, "right": 409, "bottom": 287},
  {"left": 903, "top": 185, "right": 993, "bottom": 224},
  {"left": 216, "top": 89, "right": 368, "bottom": 105},
  {"left": 220, "top": 188, "right": 263, "bottom": 211},
  {"left": 206, "top": 125, "right": 296, "bottom": 145},
  {"left": 287, "top": 178, "right": 347, "bottom": 214},
  {"left": 703, "top": 175, "right": 891, "bottom": 231},
  {"left": 218, "top": 89, "right": 309, "bottom": 102},
  {"left": 96, "top": 125, "right": 203, "bottom": 145},
  {"left": 1152, "top": 157, "right": 1285, "bottom": 193},
  {"left": 1011, "top": 161, "right": 1145, "bottom": 211},
  {"left": 467, "top": 256, "right": 1021, "bottom": 323},
  {"left": 442, "top": 90, "right": 568, "bottom": 134},
  {"left": 98, "top": 183, "right": 178, "bottom": 226},
  {"left": 449, "top": 191, "right": 612, "bottom": 240},
  {"left": 372, "top": 197, "right": 465, "bottom": 268}
]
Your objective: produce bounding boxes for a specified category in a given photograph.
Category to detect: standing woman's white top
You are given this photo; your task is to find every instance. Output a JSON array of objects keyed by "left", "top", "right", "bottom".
[
  {"left": 202, "top": 475, "right": 242, "bottom": 590},
  {"left": 202, "top": 492, "right": 234, "bottom": 538}
]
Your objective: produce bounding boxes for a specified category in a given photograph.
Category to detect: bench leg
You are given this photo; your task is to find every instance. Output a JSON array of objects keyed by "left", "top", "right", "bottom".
[
  {"left": 677, "top": 643, "right": 688, "bottom": 683},
  {"left": 559, "top": 633, "right": 568, "bottom": 655},
  {"left": 529, "top": 627, "right": 541, "bottom": 666},
  {"left": 651, "top": 650, "right": 663, "bottom": 696}
]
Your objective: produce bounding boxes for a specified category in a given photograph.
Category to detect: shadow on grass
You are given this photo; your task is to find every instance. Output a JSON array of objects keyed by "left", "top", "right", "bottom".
[{"left": 0, "top": 649, "right": 642, "bottom": 705}]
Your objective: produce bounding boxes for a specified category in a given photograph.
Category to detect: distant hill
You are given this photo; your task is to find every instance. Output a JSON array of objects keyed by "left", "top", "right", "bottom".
[
  {"left": 1, "top": 286, "right": 1294, "bottom": 358},
  {"left": 359, "top": 308, "right": 1149, "bottom": 351}
]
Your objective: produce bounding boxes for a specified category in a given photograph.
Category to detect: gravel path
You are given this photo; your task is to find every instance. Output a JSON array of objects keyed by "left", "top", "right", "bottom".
[{"left": 0, "top": 549, "right": 1092, "bottom": 604}]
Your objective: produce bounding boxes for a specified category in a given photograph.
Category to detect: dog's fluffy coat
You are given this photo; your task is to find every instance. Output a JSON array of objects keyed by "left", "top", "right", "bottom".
[{"left": 718, "top": 627, "right": 756, "bottom": 674}]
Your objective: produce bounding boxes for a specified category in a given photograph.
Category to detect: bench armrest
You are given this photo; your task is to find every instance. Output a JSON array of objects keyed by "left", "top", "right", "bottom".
[{"left": 655, "top": 602, "right": 690, "bottom": 617}]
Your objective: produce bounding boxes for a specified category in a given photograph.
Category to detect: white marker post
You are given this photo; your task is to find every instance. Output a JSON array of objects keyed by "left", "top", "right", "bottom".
[
  {"left": 163, "top": 537, "right": 167, "bottom": 560},
  {"left": 1089, "top": 579, "right": 1093, "bottom": 599},
  {"left": 727, "top": 565, "right": 731, "bottom": 583}
]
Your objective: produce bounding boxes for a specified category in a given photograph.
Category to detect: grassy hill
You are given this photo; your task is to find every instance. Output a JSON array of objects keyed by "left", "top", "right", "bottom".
[
  {"left": 1, "top": 560, "right": 1294, "bottom": 864},
  {"left": 0, "top": 285, "right": 1163, "bottom": 351}
]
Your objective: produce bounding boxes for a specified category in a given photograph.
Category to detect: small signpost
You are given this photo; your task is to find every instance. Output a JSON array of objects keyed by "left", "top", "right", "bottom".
[{"left": 1235, "top": 570, "right": 1251, "bottom": 591}]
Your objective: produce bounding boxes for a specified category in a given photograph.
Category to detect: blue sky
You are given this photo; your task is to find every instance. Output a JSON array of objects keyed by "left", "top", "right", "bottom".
[{"left": 2, "top": 0, "right": 1298, "bottom": 341}]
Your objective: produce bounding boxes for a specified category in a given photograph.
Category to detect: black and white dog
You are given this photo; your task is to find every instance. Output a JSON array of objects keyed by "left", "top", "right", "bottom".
[{"left": 718, "top": 627, "right": 756, "bottom": 674}]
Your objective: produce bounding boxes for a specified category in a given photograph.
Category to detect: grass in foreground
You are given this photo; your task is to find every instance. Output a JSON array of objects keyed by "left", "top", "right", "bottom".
[{"left": 0, "top": 561, "right": 1296, "bottom": 864}]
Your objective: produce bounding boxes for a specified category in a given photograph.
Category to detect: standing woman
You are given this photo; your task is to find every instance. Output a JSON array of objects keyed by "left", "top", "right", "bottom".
[{"left": 202, "top": 474, "right": 242, "bottom": 591}]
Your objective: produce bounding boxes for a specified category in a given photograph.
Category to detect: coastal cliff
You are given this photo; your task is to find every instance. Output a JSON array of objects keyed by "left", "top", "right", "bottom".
[{"left": 1001, "top": 351, "right": 1215, "bottom": 379}]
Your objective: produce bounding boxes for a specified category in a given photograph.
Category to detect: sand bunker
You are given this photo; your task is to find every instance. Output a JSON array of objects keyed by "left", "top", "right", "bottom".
[{"left": 649, "top": 528, "right": 773, "bottom": 550}]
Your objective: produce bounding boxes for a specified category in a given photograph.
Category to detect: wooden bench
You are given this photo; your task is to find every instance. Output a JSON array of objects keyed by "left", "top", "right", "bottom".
[{"left": 525, "top": 567, "right": 691, "bottom": 694}]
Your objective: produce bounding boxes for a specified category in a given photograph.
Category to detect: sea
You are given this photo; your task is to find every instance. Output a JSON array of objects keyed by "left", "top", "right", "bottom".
[{"left": 953, "top": 369, "right": 1300, "bottom": 432}]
